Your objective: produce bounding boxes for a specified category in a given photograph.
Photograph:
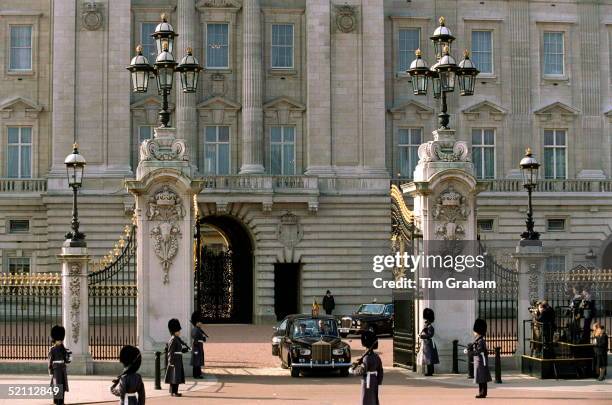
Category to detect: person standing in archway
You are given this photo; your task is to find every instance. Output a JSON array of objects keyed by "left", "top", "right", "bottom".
[{"left": 322, "top": 290, "right": 335, "bottom": 315}]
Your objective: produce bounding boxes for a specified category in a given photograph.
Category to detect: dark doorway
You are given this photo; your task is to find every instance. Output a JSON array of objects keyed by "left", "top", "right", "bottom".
[
  {"left": 194, "top": 215, "right": 253, "bottom": 323},
  {"left": 602, "top": 242, "right": 612, "bottom": 270},
  {"left": 274, "top": 263, "right": 300, "bottom": 321}
]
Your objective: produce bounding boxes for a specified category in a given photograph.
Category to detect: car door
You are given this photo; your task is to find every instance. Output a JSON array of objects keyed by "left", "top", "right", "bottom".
[
  {"left": 273, "top": 318, "right": 288, "bottom": 356},
  {"left": 279, "top": 319, "right": 293, "bottom": 365},
  {"left": 384, "top": 304, "right": 394, "bottom": 333}
]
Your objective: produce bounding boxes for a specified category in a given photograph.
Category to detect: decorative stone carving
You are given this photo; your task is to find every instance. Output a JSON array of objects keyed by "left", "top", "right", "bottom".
[
  {"left": 148, "top": 186, "right": 185, "bottom": 284},
  {"left": 196, "top": 0, "right": 241, "bottom": 8},
  {"left": 81, "top": 1, "right": 104, "bottom": 31},
  {"left": 528, "top": 264, "right": 539, "bottom": 303},
  {"left": 418, "top": 131, "right": 470, "bottom": 163},
  {"left": 140, "top": 129, "right": 189, "bottom": 162},
  {"left": 68, "top": 264, "right": 81, "bottom": 345},
  {"left": 334, "top": 4, "right": 357, "bottom": 33},
  {"left": 432, "top": 185, "right": 470, "bottom": 240},
  {"left": 278, "top": 212, "right": 303, "bottom": 248}
]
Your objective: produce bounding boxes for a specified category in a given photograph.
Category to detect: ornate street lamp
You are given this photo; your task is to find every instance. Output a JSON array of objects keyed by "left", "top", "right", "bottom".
[
  {"left": 64, "top": 144, "right": 87, "bottom": 247},
  {"left": 127, "top": 14, "right": 203, "bottom": 128},
  {"left": 519, "top": 148, "right": 541, "bottom": 241},
  {"left": 407, "top": 16, "right": 479, "bottom": 129}
]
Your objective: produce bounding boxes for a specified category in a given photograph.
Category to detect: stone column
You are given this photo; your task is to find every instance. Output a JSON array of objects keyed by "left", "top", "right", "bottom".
[
  {"left": 304, "top": 0, "right": 332, "bottom": 175},
  {"left": 126, "top": 127, "right": 201, "bottom": 375},
  {"left": 176, "top": 0, "right": 199, "bottom": 167},
  {"left": 404, "top": 128, "right": 478, "bottom": 373},
  {"left": 239, "top": 0, "right": 265, "bottom": 174},
  {"left": 513, "top": 241, "right": 546, "bottom": 363},
  {"left": 58, "top": 246, "right": 93, "bottom": 374}
]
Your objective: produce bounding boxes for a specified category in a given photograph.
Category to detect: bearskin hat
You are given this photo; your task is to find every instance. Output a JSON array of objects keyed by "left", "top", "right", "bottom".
[
  {"left": 190, "top": 311, "right": 202, "bottom": 326},
  {"left": 473, "top": 318, "right": 487, "bottom": 335},
  {"left": 361, "top": 330, "right": 378, "bottom": 349},
  {"left": 119, "top": 345, "right": 142, "bottom": 373},
  {"left": 168, "top": 318, "right": 182, "bottom": 334},
  {"left": 423, "top": 308, "right": 435, "bottom": 323},
  {"left": 50, "top": 325, "right": 65, "bottom": 341}
]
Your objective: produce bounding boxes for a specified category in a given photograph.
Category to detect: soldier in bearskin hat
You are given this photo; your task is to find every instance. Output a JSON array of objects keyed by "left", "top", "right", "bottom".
[
  {"left": 165, "top": 318, "right": 189, "bottom": 396},
  {"left": 48, "top": 325, "right": 71, "bottom": 405},
  {"left": 419, "top": 308, "right": 439, "bottom": 376},
  {"left": 351, "top": 330, "right": 383, "bottom": 405},
  {"left": 472, "top": 318, "right": 492, "bottom": 399},
  {"left": 110, "top": 345, "right": 145, "bottom": 404},
  {"left": 190, "top": 311, "right": 208, "bottom": 379}
]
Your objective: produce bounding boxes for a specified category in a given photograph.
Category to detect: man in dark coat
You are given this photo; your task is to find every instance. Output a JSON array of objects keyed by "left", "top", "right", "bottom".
[
  {"left": 48, "top": 325, "right": 71, "bottom": 405},
  {"left": 165, "top": 318, "right": 189, "bottom": 397},
  {"left": 352, "top": 330, "right": 383, "bottom": 405},
  {"left": 472, "top": 318, "right": 492, "bottom": 399},
  {"left": 322, "top": 290, "right": 335, "bottom": 315},
  {"left": 419, "top": 308, "right": 439, "bottom": 376},
  {"left": 110, "top": 345, "right": 145, "bottom": 404},
  {"left": 593, "top": 322, "right": 608, "bottom": 381},
  {"left": 536, "top": 301, "right": 556, "bottom": 358},
  {"left": 190, "top": 311, "right": 207, "bottom": 379}
]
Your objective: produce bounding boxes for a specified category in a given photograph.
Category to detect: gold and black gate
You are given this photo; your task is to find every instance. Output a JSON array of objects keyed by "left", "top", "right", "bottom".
[{"left": 194, "top": 215, "right": 253, "bottom": 323}]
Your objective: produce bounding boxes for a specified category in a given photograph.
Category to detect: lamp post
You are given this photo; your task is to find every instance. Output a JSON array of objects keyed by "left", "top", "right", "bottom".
[
  {"left": 64, "top": 144, "right": 87, "bottom": 247},
  {"left": 407, "top": 17, "right": 479, "bottom": 129},
  {"left": 519, "top": 148, "right": 541, "bottom": 241},
  {"left": 127, "top": 14, "right": 203, "bottom": 128}
]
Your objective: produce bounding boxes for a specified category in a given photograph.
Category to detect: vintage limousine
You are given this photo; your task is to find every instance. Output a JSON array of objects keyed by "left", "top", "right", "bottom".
[{"left": 339, "top": 303, "right": 394, "bottom": 338}]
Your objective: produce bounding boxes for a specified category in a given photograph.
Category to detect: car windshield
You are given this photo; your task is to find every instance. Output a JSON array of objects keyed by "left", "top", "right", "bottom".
[
  {"left": 291, "top": 319, "right": 338, "bottom": 338},
  {"left": 356, "top": 304, "right": 385, "bottom": 315}
]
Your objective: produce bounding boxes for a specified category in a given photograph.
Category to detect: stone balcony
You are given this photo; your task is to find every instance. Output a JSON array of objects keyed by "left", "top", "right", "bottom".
[
  {"left": 391, "top": 178, "right": 612, "bottom": 193},
  {"left": 0, "top": 178, "right": 47, "bottom": 193}
]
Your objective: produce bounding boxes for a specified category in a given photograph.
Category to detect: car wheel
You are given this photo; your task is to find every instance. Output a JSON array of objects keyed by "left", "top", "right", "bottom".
[
  {"left": 290, "top": 365, "right": 300, "bottom": 378},
  {"left": 340, "top": 333, "right": 348, "bottom": 338},
  {"left": 272, "top": 346, "right": 279, "bottom": 356},
  {"left": 339, "top": 368, "right": 350, "bottom": 377}
]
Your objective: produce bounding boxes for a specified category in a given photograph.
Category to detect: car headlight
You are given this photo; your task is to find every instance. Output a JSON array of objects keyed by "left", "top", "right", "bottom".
[
  {"left": 299, "top": 348, "right": 311, "bottom": 356},
  {"left": 272, "top": 336, "right": 281, "bottom": 344},
  {"left": 332, "top": 348, "right": 344, "bottom": 356},
  {"left": 357, "top": 320, "right": 361, "bottom": 326}
]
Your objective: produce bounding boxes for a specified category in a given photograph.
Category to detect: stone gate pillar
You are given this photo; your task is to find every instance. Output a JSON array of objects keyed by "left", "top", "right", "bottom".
[
  {"left": 126, "top": 127, "right": 202, "bottom": 374},
  {"left": 404, "top": 127, "right": 478, "bottom": 373},
  {"left": 58, "top": 245, "right": 92, "bottom": 374}
]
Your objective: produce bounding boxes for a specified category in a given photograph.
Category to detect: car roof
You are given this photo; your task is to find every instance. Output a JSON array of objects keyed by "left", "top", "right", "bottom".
[{"left": 281, "top": 313, "right": 336, "bottom": 322}]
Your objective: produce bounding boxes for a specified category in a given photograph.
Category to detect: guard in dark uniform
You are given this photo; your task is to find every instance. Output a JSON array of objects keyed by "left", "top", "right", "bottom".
[
  {"left": 48, "top": 325, "right": 71, "bottom": 405},
  {"left": 472, "top": 318, "right": 492, "bottom": 399},
  {"left": 593, "top": 322, "right": 608, "bottom": 381},
  {"left": 110, "top": 345, "right": 145, "bottom": 404},
  {"left": 419, "top": 308, "right": 439, "bottom": 376},
  {"left": 352, "top": 330, "right": 383, "bottom": 405},
  {"left": 190, "top": 311, "right": 207, "bottom": 379},
  {"left": 165, "top": 318, "right": 189, "bottom": 396}
]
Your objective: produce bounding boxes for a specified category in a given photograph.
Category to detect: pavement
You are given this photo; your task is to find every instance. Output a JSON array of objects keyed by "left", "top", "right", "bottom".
[{"left": 0, "top": 324, "right": 610, "bottom": 404}]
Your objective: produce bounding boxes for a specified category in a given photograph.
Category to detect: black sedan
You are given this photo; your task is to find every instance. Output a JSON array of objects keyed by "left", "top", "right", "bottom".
[
  {"left": 272, "top": 314, "right": 352, "bottom": 377},
  {"left": 338, "top": 303, "right": 394, "bottom": 338}
]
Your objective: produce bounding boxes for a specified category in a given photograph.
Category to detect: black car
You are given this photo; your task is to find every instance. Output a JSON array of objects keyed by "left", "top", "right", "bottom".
[
  {"left": 271, "top": 314, "right": 352, "bottom": 377},
  {"left": 338, "top": 303, "right": 394, "bottom": 338}
]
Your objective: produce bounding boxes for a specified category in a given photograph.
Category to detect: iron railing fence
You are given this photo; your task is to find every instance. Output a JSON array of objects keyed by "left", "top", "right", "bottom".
[{"left": 0, "top": 273, "right": 62, "bottom": 359}]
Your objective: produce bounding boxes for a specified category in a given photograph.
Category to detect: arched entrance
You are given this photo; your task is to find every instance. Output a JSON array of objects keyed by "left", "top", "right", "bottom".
[{"left": 194, "top": 215, "right": 253, "bottom": 323}]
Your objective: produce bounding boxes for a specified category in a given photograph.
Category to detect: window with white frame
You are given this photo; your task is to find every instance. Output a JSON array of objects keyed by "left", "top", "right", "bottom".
[
  {"left": 545, "top": 255, "right": 566, "bottom": 272},
  {"left": 271, "top": 24, "right": 294, "bottom": 69},
  {"left": 270, "top": 126, "right": 295, "bottom": 175},
  {"left": 546, "top": 218, "right": 566, "bottom": 231},
  {"left": 543, "top": 32, "right": 564, "bottom": 76},
  {"left": 477, "top": 219, "right": 494, "bottom": 232},
  {"left": 9, "top": 25, "right": 33, "bottom": 71},
  {"left": 398, "top": 28, "right": 420, "bottom": 72},
  {"left": 398, "top": 128, "right": 422, "bottom": 178},
  {"left": 471, "top": 129, "right": 495, "bottom": 179},
  {"left": 7, "top": 257, "right": 30, "bottom": 274},
  {"left": 471, "top": 30, "right": 492, "bottom": 74},
  {"left": 204, "top": 126, "right": 230, "bottom": 174},
  {"left": 7, "top": 127, "right": 32, "bottom": 178},
  {"left": 206, "top": 23, "right": 229, "bottom": 69},
  {"left": 544, "top": 129, "right": 566, "bottom": 179},
  {"left": 140, "top": 22, "right": 158, "bottom": 61}
]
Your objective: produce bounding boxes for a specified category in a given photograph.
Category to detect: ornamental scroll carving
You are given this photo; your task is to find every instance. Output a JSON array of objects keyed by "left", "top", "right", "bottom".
[
  {"left": 69, "top": 264, "right": 81, "bottom": 345},
  {"left": 432, "top": 185, "right": 470, "bottom": 240},
  {"left": 148, "top": 186, "right": 185, "bottom": 284},
  {"left": 139, "top": 130, "right": 189, "bottom": 162},
  {"left": 417, "top": 130, "right": 470, "bottom": 163}
]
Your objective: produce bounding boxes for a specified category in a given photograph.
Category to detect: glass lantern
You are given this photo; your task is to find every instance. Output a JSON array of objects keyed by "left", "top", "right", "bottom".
[
  {"left": 127, "top": 45, "right": 152, "bottom": 93},
  {"left": 176, "top": 48, "right": 203, "bottom": 93},
  {"left": 64, "top": 144, "right": 86, "bottom": 188},
  {"left": 154, "top": 45, "right": 177, "bottom": 93},
  {"left": 437, "top": 46, "right": 458, "bottom": 92},
  {"left": 152, "top": 14, "right": 177, "bottom": 56},
  {"left": 457, "top": 50, "right": 479, "bottom": 96},
  {"left": 430, "top": 17, "right": 455, "bottom": 59},
  {"left": 407, "top": 49, "right": 429, "bottom": 95},
  {"left": 519, "top": 148, "right": 540, "bottom": 188}
]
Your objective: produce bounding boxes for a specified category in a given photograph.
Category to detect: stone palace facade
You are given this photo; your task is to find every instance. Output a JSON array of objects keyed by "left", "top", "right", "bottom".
[{"left": 0, "top": 0, "right": 611, "bottom": 322}]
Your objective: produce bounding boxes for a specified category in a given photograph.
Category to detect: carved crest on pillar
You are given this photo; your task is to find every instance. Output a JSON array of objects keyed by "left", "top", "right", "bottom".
[
  {"left": 432, "top": 185, "right": 470, "bottom": 240},
  {"left": 334, "top": 4, "right": 358, "bottom": 33},
  {"left": 68, "top": 264, "right": 81, "bottom": 345},
  {"left": 81, "top": 1, "right": 104, "bottom": 31},
  {"left": 148, "top": 186, "right": 185, "bottom": 284},
  {"left": 277, "top": 212, "right": 303, "bottom": 262},
  {"left": 140, "top": 129, "right": 189, "bottom": 162}
]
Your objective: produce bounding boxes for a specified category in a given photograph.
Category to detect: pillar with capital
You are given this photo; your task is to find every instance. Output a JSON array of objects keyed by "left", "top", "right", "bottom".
[{"left": 58, "top": 245, "right": 93, "bottom": 374}]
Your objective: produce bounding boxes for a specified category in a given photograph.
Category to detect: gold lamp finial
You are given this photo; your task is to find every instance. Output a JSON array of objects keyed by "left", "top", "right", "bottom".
[
  {"left": 439, "top": 16, "right": 446, "bottom": 25},
  {"left": 415, "top": 48, "right": 422, "bottom": 57},
  {"left": 464, "top": 49, "right": 470, "bottom": 58},
  {"left": 161, "top": 13, "right": 167, "bottom": 22},
  {"left": 136, "top": 44, "right": 143, "bottom": 54},
  {"left": 162, "top": 41, "right": 169, "bottom": 51},
  {"left": 525, "top": 147, "right": 532, "bottom": 156},
  {"left": 73, "top": 143, "right": 79, "bottom": 149},
  {"left": 442, "top": 45, "right": 450, "bottom": 54},
  {"left": 186, "top": 47, "right": 193, "bottom": 54}
]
